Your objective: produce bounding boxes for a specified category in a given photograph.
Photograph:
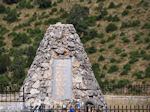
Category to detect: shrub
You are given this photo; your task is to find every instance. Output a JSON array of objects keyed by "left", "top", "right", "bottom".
[
  {"left": 80, "top": 35, "right": 92, "bottom": 44},
  {"left": 114, "top": 48, "right": 122, "bottom": 54},
  {"left": 2, "top": 0, "right": 19, "bottom": 4},
  {"left": 105, "top": 15, "right": 120, "bottom": 22},
  {"left": 97, "top": 8, "right": 108, "bottom": 20},
  {"left": 11, "top": 56, "right": 26, "bottom": 83},
  {"left": 105, "top": 23, "right": 118, "bottom": 33},
  {"left": 110, "top": 58, "right": 117, "bottom": 63},
  {"left": 0, "top": 75, "right": 10, "bottom": 89},
  {"left": 99, "top": 48, "right": 105, "bottom": 52},
  {"left": 0, "top": 54, "right": 10, "bottom": 74},
  {"left": 35, "top": 0, "right": 52, "bottom": 8},
  {"left": 133, "top": 71, "right": 145, "bottom": 79},
  {"left": 17, "top": 0, "right": 33, "bottom": 9},
  {"left": 88, "top": 29, "right": 98, "bottom": 37},
  {"left": 96, "top": 0, "right": 105, "bottom": 2},
  {"left": 121, "top": 20, "right": 140, "bottom": 28},
  {"left": 0, "top": 40, "right": 5, "bottom": 47},
  {"left": 129, "top": 57, "right": 138, "bottom": 64},
  {"left": 121, "top": 63, "right": 131, "bottom": 75},
  {"left": 107, "top": 33, "right": 116, "bottom": 42},
  {"left": 116, "top": 79, "right": 130, "bottom": 88},
  {"left": 108, "top": 64, "right": 119, "bottom": 73},
  {"left": 67, "top": 4, "right": 89, "bottom": 33},
  {"left": 145, "top": 65, "right": 150, "bottom": 78},
  {"left": 3, "top": 9, "right": 19, "bottom": 22},
  {"left": 120, "top": 52, "right": 127, "bottom": 57},
  {"left": 26, "top": 46, "right": 36, "bottom": 66},
  {"left": 84, "top": 16, "right": 97, "bottom": 26},
  {"left": 44, "top": 18, "right": 60, "bottom": 25},
  {"left": 51, "top": 8, "right": 57, "bottom": 13},
  {"left": 85, "top": 46, "right": 97, "bottom": 54},
  {"left": 122, "top": 10, "right": 129, "bottom": 16},
  {"left": 98, "top": 55, "right": 105, "bottom": 61},
  {"left": 126, "top": 5, "right": 132, "bottom": 9},
  {"left": 0, "top": 25, "right": 8, "bottom": 36},
  {"left": 121, "top": 36, "right": 130, "bottom": 43},
  {"left": 57, "top": 0, "right": 63, "bottom": 3},
  {"left": 108, "top": 2, "right": 116, "bottom": 8},
  {"left": 97, "top": 33, "right": 104, "bottom": 39},
  {"left": 143, "top": 22, "right": 150, "bottom": 29},
  {"left": 92, "top": 63, "right": 104, "bottom": 83},
  {"left": 12, "top": 32, "right": 30, "bottom": 47},
  {"left": 0, "top": 4, "right": 6, "bottom": 14}
]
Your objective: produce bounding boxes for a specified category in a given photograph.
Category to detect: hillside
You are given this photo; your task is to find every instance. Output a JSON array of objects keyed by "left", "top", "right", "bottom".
[{"left": 0, "top": 0, "right": 150, "bottom": 91}]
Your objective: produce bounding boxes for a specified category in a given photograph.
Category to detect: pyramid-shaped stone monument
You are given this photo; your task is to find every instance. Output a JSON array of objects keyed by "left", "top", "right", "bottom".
[{"left": 22, "top": 23, "right": 108, "bottom": 110}]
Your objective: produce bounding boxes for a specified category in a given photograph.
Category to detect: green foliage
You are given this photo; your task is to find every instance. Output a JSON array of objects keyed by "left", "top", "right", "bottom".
[
  {"left": 85, "top": 46, "right": 97, "bottom": 54},
  {"left": 98, "top": 55, "right": 105, "bottom": 61},
  {"left": 96, "top": 0, "right": 105, "bottom": 2},
  {"left": 26, "top": 46, "right": 37, "bottom": 66},
  {"left": 0, "top": 25, "right": 8, "bottom": 37},
  {"left": 121, "top": 63, "right": 131, "bottom": 75},
  {"left": 44, "top": 18, "right": 60, "bottom": 25},
  {"left": 0, "top": 75, "right": 9, "bottom": 86},
  {"left": 114, "top": 48, "right": 122, "bottom": 54},
  {"left": 121, "top": 36, "right": 130, "bottom": 43},
  {"left": 110, "top": 58, "right": 117, "bottom": 63},
  {"left": 108, "top": 2, "right": 116, "bottom": 8},
  {"left": 121, "top": 20, "right": 140, "bottom": 28},
  {"left": 143, "top": 22, "right": 150, "bottom": 29},
  {"left": 35, "top": 0, "right": 52, "bottom": 8},
  {"left": 11, "top": 32, "right": 30, "bottom": 47},
  {"left": 133, "top": 71, "right": 145, "bottom": 79},
  {"left": 3, "top": 8, "right": 19, "bottom": 22},
  {"left": 105, "top": 23, "right": 118, "bottom": 33},
  {"left": 10, "top": 56, "right": 26, "bottom": 85},
  {"left": 105, "top": 15, "right": 120, "bottom": 22},
  {"left": 116, "top": 79, "right": 130, "bottom": 88},
  {"left": 126, "top": 5, "right": 132, "bottom": 9},
  {"left": 0, "top": 54, "right": 10, "bottom": 74},
  {"left": 0, "top": 4, "right": 6, "bottom": 14},
  {"left": 92, "top": 63, "right": 104, "bottom": 83},
  {"left": 145, "top": 65, "right": 150, "bottom": 78},
  {"left": 122, "top": 10, "right": 129, "bottom": 16},
  {"left": 67, "top": 4, "right": 89, "bottom": 33},
  {"left": 57, "top": 0, "right": 63, "bottom": 3},
  {"left": 97, "top": 8, "right": 108, "bottom": 20},
  {"left": 108, "top": 64, "right": 119, "bottom": 73},
  {"left": 2, "top": 0, "right": 19, "bottom": 4},
  {"left": 0, "top": 40, "right": 5, "bottom": 47},
  {"left": 17, "top": 0, "right": 33, "bottom": 9}
]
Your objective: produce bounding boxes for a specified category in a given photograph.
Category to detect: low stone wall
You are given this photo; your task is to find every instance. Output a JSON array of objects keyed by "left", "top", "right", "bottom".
[
  {"left": 104, "top": 95, "right": 150, "bottom": 106},
  {"left": 0, "top": 102, "right": 24, "bottom": 112}
]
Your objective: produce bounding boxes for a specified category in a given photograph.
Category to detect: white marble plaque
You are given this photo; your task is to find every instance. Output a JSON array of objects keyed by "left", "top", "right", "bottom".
[{"left": 52, "top": 59, "right": 72, "bottom": 100}]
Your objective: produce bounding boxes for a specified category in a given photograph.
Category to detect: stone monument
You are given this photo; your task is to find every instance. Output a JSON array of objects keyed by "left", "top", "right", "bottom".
[{"left": 22, "top": 22, "right": 108, "bottom": 111}]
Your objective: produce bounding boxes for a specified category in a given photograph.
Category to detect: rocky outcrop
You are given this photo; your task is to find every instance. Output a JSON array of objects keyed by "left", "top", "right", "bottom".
[{"left": 22, "top": 22, "right": 107, "bottom": 110}]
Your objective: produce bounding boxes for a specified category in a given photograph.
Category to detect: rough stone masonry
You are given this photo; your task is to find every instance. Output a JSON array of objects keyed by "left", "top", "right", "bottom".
[{"left": 22, "top": 22, "right": 108, "bottom": 110}]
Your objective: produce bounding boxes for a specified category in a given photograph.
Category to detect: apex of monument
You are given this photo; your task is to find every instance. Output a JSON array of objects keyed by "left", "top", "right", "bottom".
[{"left": 56, "top": 22, "right": 62, "bottom": 25}]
